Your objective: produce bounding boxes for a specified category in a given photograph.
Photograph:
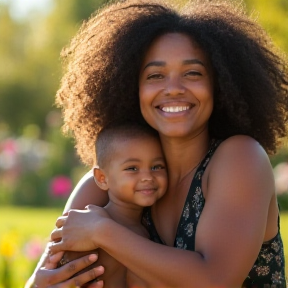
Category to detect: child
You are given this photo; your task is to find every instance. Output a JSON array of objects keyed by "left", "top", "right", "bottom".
[{"left": 56, "top": 122, "right": 167, "bottom": 287}]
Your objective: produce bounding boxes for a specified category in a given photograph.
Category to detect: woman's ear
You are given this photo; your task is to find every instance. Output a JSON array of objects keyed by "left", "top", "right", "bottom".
[{"left": 93, "top": 166, "right": 109, "bottom": 191}]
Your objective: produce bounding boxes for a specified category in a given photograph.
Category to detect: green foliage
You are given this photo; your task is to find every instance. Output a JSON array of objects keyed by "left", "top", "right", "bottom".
[
  {"left": 278, "top": 194, "right": 288, "bottom": 211},
  {"left": 0, "top": 0, "right": 106, "bottom": 207},
  {"left": 0, "top": 0, "right": 107, "bottom": 132},
  {"left": 244, "top": 0, "right": 288, "bottom": 53}
]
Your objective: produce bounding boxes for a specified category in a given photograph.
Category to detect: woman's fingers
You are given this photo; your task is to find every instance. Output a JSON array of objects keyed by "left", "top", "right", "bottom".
[
  {"left": 34, "top": 254, "right": 104, "bottom": 288},
  {"left": 50, "top": 266, "right": 104, "bottom": 288}
]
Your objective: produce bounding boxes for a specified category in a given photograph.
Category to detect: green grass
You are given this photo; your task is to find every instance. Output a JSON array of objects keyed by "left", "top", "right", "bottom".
[
  {"left": 0, "top": 207, "right": 287, "bottom": 288},
  {"left": 0, "top": 206, "right": 63, "bottom": 288}
]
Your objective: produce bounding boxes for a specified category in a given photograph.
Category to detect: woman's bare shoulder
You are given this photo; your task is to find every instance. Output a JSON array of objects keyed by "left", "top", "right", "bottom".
[
  {"left": 213, "top": 135, "right": 270, "bottom": 167},
  {"left": 207, "top": 135, "right": 274, "bottom": 199}
]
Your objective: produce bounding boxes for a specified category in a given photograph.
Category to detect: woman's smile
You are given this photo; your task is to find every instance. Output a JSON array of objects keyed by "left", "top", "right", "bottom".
[{"left": 157, "top": 101, "right": 194, "bottom": 113}]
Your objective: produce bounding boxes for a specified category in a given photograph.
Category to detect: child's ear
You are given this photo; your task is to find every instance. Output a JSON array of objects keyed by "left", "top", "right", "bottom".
[{"left": 93, "top": 166, "right": 109, "bottom": 191}]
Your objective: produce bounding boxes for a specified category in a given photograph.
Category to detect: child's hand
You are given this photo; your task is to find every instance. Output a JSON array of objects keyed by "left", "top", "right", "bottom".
[{"left": 45, "top": 250, "right": 64, "bottom": 269}]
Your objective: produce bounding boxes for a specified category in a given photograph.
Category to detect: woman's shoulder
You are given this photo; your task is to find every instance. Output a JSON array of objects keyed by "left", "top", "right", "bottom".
[
  {"left": 205, "top": 135, "right": 274, "bottom": 198},
  {"left": 214, "top": 135, "right": 270, "bottom": 164},
  {"left": 218, "top": 134, "right": 263, "bottom": 149}
]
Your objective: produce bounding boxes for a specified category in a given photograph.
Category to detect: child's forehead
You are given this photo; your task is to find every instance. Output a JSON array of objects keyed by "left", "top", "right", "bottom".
[
  {"left": 112, "top": 134, "right": 160, "bottom": 149},
  {"left": 109, "top": 135, "right": 161, "bottom": 157}
]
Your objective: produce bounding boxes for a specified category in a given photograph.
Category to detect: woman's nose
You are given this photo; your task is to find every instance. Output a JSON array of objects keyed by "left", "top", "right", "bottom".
[{"left": 164, "top": 76, "right": 185, "bottom": 96}]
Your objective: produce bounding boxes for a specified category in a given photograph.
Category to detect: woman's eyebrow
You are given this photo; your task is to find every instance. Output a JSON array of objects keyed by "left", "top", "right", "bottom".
[
  {"left": 183, "top": 59, "right": 205, "bottom": 66},
  {"left": 143, "top": 61, "right": 165, "bottom": 70},
  {"left": 143, "top": 59, "right": 205, "bottom": 71}
]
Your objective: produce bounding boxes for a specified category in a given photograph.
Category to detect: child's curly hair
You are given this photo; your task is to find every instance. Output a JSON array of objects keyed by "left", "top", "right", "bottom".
[{"left": 56, "top": 0, "right": 288, "bottom": 166}]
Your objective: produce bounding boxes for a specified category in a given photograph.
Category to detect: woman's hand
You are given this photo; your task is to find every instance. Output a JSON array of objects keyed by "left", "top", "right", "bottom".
[
  {"left": 25, "top": 254, "right": 104, "bottom": 288},
  {"left": 50, "top": 205, "right": 111, "bottom": 254}
]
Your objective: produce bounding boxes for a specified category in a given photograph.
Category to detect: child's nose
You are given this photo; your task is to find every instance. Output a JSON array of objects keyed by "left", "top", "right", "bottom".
[{"left": 140, "top": 171, "right": 153, "bottom": 182}]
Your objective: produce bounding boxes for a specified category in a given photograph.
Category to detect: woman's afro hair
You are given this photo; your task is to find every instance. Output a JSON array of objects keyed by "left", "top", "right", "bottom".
[{"left": 56, "top": 0, "right": 288, "bottom": 166}]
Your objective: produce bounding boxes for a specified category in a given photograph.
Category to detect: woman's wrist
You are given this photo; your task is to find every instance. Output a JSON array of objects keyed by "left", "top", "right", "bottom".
[{"left": 93, "top": 217, "right": 117, "bottom": 249}]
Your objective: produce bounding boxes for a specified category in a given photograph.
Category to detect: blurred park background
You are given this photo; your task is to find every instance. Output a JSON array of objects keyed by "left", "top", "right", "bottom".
[{"left": 0, "top": 0, "right": 287, "bottom": 287}]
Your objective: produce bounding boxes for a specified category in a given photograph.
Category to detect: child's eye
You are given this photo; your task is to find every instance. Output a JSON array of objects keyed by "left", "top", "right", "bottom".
[
  {"left": 125, "top": 166, "right": 138, "bottom": 171},
  {"left": 151, "top": 165, "right": 165, "bottom": 171}
]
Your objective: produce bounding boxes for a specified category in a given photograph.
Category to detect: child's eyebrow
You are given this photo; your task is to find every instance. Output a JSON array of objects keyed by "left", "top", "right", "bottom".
[
  {"left": 122, "top": 158, "right": 141, "bottom": 164},
  {"left": 122, "top": 156, "right": 165, "bottom": 165}
]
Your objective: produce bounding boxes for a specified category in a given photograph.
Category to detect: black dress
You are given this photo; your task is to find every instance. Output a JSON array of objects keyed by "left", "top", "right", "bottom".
[{"left": 143, "top": 140, "right": 287, "bottom": 288}]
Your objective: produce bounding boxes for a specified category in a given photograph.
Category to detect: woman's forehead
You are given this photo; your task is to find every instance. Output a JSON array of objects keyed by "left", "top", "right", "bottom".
[{"left": 141, "top": 32, "right": 211, "bottom": 69}]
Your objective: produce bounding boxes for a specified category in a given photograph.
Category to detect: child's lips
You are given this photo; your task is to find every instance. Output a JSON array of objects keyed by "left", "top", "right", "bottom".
[{"left": 136, "top": 187, "right": 157, "bottom": 194}]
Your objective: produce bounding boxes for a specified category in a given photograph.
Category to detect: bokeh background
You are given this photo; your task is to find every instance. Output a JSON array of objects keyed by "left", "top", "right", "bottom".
[{"left": 0, "top": 0, "right": 287, "bottom": 287}]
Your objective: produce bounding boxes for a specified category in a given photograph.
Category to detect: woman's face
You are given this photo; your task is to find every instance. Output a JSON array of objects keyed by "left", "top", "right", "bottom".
[{"left": 139, "top": 33, "right": 214, "bottom": 139}]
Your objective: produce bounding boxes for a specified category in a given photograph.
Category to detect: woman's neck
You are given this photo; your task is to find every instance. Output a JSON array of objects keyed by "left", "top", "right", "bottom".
[{"left": 160, "top": 130, "right": 210, "bottom": 185}]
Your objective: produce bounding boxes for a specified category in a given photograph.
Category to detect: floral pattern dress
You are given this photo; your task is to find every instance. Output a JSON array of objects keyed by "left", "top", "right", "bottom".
[{"left": 143, "top": 140, "right": 287, "bottom": 288}]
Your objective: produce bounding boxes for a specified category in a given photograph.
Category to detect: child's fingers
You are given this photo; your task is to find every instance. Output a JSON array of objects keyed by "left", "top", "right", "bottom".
[
  {"left": 45, "top": 251, "right": 65, "bottom": 269},
  {"left": 50, "top": 251, "right": 65, "bottom": 264}
]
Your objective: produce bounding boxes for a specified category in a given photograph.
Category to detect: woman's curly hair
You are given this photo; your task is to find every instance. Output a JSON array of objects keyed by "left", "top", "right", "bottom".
[{"left": 56, "top": 0, "right": 288, "bottom": 166}]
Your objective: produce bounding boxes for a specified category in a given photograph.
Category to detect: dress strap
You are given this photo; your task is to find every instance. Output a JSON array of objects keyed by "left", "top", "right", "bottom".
[{"left": 174, "top": 139, "right": 222, "bottom": 250}]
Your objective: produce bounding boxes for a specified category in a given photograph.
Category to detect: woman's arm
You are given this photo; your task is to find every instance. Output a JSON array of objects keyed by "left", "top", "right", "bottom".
[
  {"left": 51, "top": 137, "right": 275, "bottom": 288},
  {"left": 25, "top": 171, "right": 108, "bottom": 288},
  {"left": 63, "top": 170, "right": 109, "bottom": 213}
]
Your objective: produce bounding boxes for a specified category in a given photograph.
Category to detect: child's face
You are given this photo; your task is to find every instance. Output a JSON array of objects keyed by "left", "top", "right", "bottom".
[{"left": 103, "top": 136, "right": 167, "bottom": 208}]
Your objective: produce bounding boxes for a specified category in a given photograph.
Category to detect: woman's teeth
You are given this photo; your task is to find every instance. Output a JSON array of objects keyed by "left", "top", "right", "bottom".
[{"left": 161, "top": 106, "right": 190, "bottom": 113}]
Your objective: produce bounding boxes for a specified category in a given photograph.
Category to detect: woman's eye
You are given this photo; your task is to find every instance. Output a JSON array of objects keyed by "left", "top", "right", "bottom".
[
  {"left": 147, "top": 73, "right": 163, "bottom": 80},
  {"left": 184, "top": 70, "right": 202, "bottom": 77},
  {"left": 151, "top": 165, "right": 165, "bottom": 171}
]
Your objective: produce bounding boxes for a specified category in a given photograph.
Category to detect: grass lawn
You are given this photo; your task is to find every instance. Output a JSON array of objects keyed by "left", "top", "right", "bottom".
[
  {"left": 0, "top": 206, "right": 288, "bottom": 288},
  {"left": 0, "top": 206, "right": 63, "bottom": 288}
]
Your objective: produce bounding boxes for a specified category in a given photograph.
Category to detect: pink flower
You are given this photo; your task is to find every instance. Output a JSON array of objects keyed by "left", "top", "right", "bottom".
[
  {"left": 50, "top": 176, "right": 72, "bottom": 197},
  {"left": 24, "top": 237, "right": 44, "bottom": 260}
]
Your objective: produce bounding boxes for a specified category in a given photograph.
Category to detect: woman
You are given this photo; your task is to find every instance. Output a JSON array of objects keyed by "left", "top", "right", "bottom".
[{"left": 27, "top": 0, "right": 288, "bottom": 287}]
